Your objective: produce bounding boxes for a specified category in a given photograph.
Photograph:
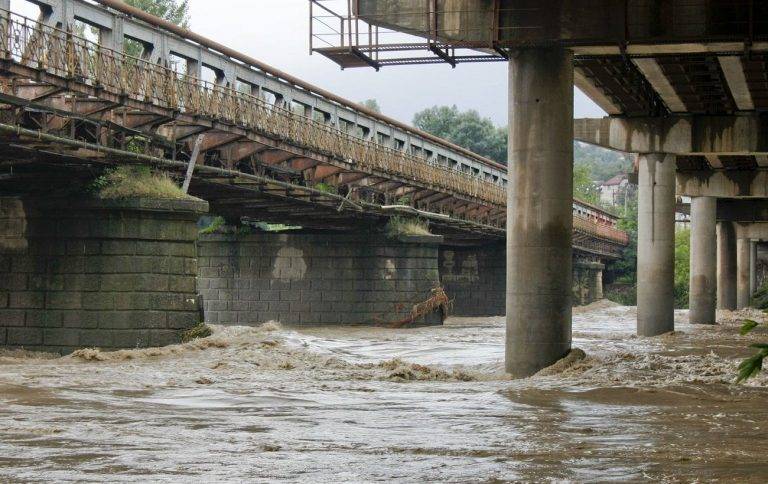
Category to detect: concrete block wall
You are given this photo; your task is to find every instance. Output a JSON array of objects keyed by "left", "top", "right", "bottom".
[
  {"left": 197, "top": 233, "right": 444, "bottom": 326},
  {"left": 440, "top": 243, "right": 607, "bottom": 317},
  {"left": 0, "top": 197, "right": 208, "bottom": 354},
  {"left": 440, "top": 243, "right": 506, "bottom": 317}
]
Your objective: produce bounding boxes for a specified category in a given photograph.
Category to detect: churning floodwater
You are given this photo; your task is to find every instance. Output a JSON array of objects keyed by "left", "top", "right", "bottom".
[{"left": 1, "top": 302, "right": 767, "bottom": 482}]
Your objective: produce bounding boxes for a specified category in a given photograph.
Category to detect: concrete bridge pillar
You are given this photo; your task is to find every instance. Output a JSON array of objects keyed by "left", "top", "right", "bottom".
[
  {"left": 506, "top": 47, "right": 573, "bottom": 377},
  {"left": 717, "top": 221, "right": 737, "bottom": 310},
  {"left": 637, "top": 153, "right": 676, "bottom": 336},
  {"left": 689, "top": 196, "right": 717, "bottom": 324},
  {"left": 737, "top": 236, "right": 752, "bottom": 309}
]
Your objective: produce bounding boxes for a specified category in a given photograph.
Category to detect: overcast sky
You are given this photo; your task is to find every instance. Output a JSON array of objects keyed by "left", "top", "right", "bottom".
[{"left": 12, "top": 0, "right": 606, "bottom": 126}]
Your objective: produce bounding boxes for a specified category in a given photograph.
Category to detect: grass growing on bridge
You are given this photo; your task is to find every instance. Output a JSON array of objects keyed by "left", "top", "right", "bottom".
[
  {"left": 385, "top": 216, "right": 431, "bottom": 238},
  {"left": 92, "top": 166, "right": 195, "bottom": 200}
]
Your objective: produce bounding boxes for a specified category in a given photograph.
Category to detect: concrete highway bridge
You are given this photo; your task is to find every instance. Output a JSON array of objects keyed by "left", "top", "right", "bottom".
[
  {"left": 315, "top": 0, "right": 768, "bottom": 376},
  {"left": 0, "top": 0, "right": 627, "bottom": 355}
]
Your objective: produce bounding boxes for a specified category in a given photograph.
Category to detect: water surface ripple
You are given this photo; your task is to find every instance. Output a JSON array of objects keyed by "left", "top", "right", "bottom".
[{"left": 1, "top": 302, "right": 767, "bottom": 482}]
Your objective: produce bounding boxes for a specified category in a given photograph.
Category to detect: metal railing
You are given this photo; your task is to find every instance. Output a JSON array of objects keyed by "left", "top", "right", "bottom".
[{"left": 0, "top": 11, "right": 506, "bottom": 207}]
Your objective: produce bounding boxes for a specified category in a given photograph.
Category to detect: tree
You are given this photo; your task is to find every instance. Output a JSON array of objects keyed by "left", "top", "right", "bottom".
[
  {"left": 573, "top": 164, "right": 601, "bottom": 205},
  {"left": 120, "top": 1, "right": 189, "bottom": 61},
  {"left": 125, "top": 0, "right": 190, "bottom": 28},
  {"left": 674, "top": 228, "right": 691, "bottom": 309},
  {"left": 359, "top": 99, "right": 382, "bottom": 113},
  {"left": 413, "top": 105, "right": 507, "bottom": 164}
]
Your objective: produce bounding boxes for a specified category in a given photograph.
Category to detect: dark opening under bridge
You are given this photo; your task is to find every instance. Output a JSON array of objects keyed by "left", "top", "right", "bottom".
[{"left": 0, "top": 0, "right": 627, "bottom": 354}]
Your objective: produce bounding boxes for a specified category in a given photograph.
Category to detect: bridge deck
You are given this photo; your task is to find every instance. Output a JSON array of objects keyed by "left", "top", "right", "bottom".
[{"left": 0, "top": 5, "right": 627, "bottom": 258}]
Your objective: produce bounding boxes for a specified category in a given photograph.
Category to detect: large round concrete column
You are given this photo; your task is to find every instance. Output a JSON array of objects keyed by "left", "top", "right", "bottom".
[
  {"left": 717, "top": 222, "right": 737, "bottom": 310},
  {"left": 506, "top": 47, "right": 573, "bottom": 378},
  {"left": 737, "top": 237, "right": 751, "bottom": 309},
  {"left": 689, "top": 197, "right": 717, "bottom": 324},
  {"left": 637, "top": 153, "right": 676, "bottom": 336}
]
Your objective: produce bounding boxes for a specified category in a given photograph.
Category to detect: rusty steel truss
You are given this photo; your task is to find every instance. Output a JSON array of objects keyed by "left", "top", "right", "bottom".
[{"left": 0, "top": 6, "right": 627, "bottom": 256}]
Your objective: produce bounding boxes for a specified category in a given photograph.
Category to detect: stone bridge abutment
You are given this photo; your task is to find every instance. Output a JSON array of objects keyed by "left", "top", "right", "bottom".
[
  {"left": 1, "top": 197, "right": 612, "bottom": 353},
  {"left": 0, "top": 196, "right": 207, "bottom": 353}
]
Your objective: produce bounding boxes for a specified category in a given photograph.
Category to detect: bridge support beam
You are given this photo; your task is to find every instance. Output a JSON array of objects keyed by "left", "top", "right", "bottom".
[
  {"left": 637, "top": 153, "right": 676, "bottom": 336},
  {"left": 737, "top": 236, "right": 752, "bottom": 309},
  {"left": 689, "top": 196, "right": 717, "bottom": 324},
  {"left": 717, "top": 222, "right": 737, "bottom": 310},
  {"left": 506, "top": 47, "right": 574, "bottom": 378}
]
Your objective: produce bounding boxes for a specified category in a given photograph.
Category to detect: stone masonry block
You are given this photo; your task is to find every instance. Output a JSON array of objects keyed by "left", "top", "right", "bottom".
[
  {"left": 82, "top": 293, "right": 115, "bottom": 310},
  {"left": 0, "top": 309, "right": 25, "bottom": 327},
  {"left": 167, "top": 311, "right": 198, "bottom": 330},
  {"left": 111, "top": 330, "right": 150, "bottom": 349},
  {"left": 46, "top": 292, "right": 83, "bottom": 310},
  {"left": 0, "top": 274, "right": 27, "bottom": 291},
  {"left": 25, "top": 309, "right": 63, "bottom": 328},
  {"left": 9, "top": 291, "right": 45, "bottom": 309},
  {"left": 168, "top": 275, "right": 196, "bottom": 294},
  {"left": 78, "top": 330, "right": 114, "bottom": 348},
  {"left": 7, "top": 327, "right": 43, "bottom": 346},
  {"left": 63, "top": 311, "right": 99, "bottom": 329},
  {"left": 43, "top": 328, "right": 80, "bottom": 347},
  {"left": 149, "top": 330, "right": 182, "bottom": 348}
]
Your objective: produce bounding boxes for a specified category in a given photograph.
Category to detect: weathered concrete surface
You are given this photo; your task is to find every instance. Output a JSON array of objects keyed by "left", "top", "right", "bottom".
[
  {"left": 575, "top": 115, "right": 768, "bottom": 155},
  {"left": 0, "top": 197, "right": 207, "bottom": 354},
  {"left": 678, "top": 171, "right": 768, "bottom": 198},
  {"left": 506, "top": 47, "right": 574, "bottom": 378},
  {"left": 717, "top": 222, "right": 737, "bottom": 310},
  {"left": 197, "top": 233, "right": 444, "bottom": 327},
  {"left": 440, "top": 243, "right": 505, "bottom": 317},
  {"left": 573, "top": 260, "right": 605, "bottom": 306},
  {"left": 637, "top": 153, "right": 676, "bottom": 336},
  {"left": 689, "top": 197, "right": 717, "bottom": 324},
  {"left": 439, "top": 243, "right": 605, "bottom": 317},
  {"left": 737, "top": 237, "right": 752, "bottom": 309}
]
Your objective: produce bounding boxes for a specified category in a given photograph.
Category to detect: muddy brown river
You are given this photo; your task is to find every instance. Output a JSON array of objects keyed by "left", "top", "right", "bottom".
[{"left": 1, "top": 301, "right": 767, "bottom": 482}]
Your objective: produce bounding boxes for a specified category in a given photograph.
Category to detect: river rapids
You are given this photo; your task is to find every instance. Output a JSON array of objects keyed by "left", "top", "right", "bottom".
[{"left": 1, "top": 301, "right": 767, "bottom": 481}]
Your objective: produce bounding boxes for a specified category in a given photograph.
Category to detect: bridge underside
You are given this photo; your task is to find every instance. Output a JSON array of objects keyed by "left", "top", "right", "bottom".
[{"left": 0, "top": 10, "right": 624, "bottom": 258}]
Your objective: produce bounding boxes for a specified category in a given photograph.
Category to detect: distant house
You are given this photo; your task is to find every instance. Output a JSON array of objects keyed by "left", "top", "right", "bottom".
[{"left": 599, "top": 174, "right": 630, "bottom": 206}]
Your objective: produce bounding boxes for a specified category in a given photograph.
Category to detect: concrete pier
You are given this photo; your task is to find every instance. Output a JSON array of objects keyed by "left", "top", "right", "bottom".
[
  {"left": 717, "top": 222, "right": 737, "bottom": 310},
  {"left": 737, "top": 237, "right": 752, "bottom": 309},
  {"left": 689, "top": 197, "right": 717, "bottom": 324},
  {"left": 506, "top": 47, "right": 574, "bottom": 377},
  {"left": 637, "top": 153, "right": 676, "bottom": 336}
]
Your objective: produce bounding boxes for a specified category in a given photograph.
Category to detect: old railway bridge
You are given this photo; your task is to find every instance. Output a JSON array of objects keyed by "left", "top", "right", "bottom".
[{"left": 0, "top": 0, "right": 627, "bottom": 354}]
